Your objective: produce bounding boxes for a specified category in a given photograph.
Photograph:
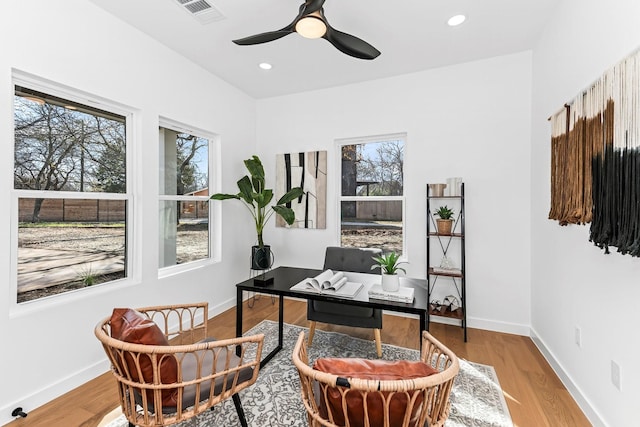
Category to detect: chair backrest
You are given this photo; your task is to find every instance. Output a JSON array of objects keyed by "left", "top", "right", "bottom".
[
  {"left": 292, "top": 330, "right": 460, "bottom": 427},
  {"left": 323, "top": 246, "right": 383, "bottom": 273},
  {"left": 95, "top": 303, "right": 264, "bottom": 427}
]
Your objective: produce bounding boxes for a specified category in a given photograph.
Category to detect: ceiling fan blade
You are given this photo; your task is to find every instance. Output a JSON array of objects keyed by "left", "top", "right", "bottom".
[
  {"left": 323, "top": 26, "right": 381, "bottom": 60},
  {"left": 302, "top": 0, "right": 326, "bottom": 15},
  {"left": 233, "top": 4, "right": 307, "bottom": 46},
  {"left": 233, "top": 30, "right": 294, "bottom": 45}
]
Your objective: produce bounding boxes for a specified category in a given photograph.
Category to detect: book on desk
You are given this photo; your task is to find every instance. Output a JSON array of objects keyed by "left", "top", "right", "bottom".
[
  {"left": 290, "top": 269, "right": 364, "bottom": 299},
  {"left": 368, "top": 284, "right": 415, "bottom": 303}
]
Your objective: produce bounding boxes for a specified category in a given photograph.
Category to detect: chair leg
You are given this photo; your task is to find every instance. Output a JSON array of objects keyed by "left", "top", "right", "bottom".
[
  {"left": 308, "top": 321, "right": 317, "bottom": 346},
  {"left": 374, "top": 328, "right": 382, "bottom": 357},
  {"left": 232, "top": 393, "right": 248, "bottom": 427}
]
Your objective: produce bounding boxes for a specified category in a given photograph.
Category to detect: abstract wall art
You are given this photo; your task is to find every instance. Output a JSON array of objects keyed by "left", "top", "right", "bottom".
[{"left": 276, "top": 151, "right": 327, "bottom": 229}]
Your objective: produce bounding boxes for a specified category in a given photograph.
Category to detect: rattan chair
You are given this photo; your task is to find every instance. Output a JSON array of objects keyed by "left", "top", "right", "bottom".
[
  {"left": 95, "top": 302, "right": 264, "bottom": 427},
  {"left": 292, "top": 330, "right": 459, "bottom": 427}
]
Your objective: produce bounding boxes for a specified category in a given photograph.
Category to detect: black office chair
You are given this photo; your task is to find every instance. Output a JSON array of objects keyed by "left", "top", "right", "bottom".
[{"left": 307, "top": 246, "right": 383, "bottom": 356}]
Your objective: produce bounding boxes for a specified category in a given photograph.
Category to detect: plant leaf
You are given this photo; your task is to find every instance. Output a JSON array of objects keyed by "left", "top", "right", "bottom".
[
  {"left": 209, "top": 193, "right": 240, "bottom": 201},
  {"left": 256, "top": 189, "right": 274, "bottom": 208},
  {"left": 237, "top": 176, "right": 254, "bottom": 205},
  {"left": 272, "top": 205, "right": 296, "bottom": 224},
  {"left": 371, "top": 252, "right": 407, "bottom": 274},
  {"left": 435, "top": 205, "right": 454, "bottom": 219},
  {"left": 244, "top": 156, "right": 265, "bottom": 191},
  {"left": 277, "top": 187, "right": 304, "bottom": 205},
  {"left": 371, "top": 255, "right": 385, "bottom": 265},
  {"left": 251, "top": 176, "right": 264, "bottom": 193}
]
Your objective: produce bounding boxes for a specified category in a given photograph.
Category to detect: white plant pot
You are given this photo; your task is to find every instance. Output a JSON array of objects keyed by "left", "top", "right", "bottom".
[{"left": 381, "top": 273, "right": 400, "bottom": 292}]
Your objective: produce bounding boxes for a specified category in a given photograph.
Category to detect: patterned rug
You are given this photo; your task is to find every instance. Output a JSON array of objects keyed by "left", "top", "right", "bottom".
[{"left": 103, "top": 320, "right": 512, "bottom": 427}]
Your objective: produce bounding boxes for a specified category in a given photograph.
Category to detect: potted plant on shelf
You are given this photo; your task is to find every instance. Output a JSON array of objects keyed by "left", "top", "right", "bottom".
[
  {"left": 210, "top": 155, "right": 303, "bottom": 270},
  {"left": 371, "top": 251, "right": 407, "bottom": 292},
  {"left": 434, "top": 205, "right": 455, "bottom": 235}
]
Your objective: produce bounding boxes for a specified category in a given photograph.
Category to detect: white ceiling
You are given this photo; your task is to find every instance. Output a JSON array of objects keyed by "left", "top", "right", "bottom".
[{"left": 88, "top": 0, "right": 560, "bottom": 99}]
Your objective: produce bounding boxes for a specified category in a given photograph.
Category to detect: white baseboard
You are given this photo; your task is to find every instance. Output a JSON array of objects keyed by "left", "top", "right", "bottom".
[
  {"left": 209, "top": 296, "right": 237, "bottom": 318},
  {"left": 467, "top": 316, "right": 530, "bottom": 336},
  {"left": 530, "top": 327, "right": 606, "bottom": 427},
  {"left": 395, "top": 312, "right": 530, "bottom": 336},
  {"left": 280, "top": 297, "right": 531, "bottom": 337},
  {"left": 0, "top": 359, "right": 110, "bottom": 426}
]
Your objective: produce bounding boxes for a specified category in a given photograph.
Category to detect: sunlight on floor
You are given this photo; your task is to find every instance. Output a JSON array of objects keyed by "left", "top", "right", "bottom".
[
  {"left": 97, "top": 407, "right": 122, "bottom": 427},
  {"left": 449, "top": 361, "right": 514, "bottom": 426}
]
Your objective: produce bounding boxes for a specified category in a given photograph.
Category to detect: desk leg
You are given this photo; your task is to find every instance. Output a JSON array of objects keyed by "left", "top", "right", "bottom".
[
  {"left": 236, "top": 288, "right": 243, "bottom": 357},
  {"left": 259, "top": 294, "right": 284, "bottom": 368},
  {"left": 278, "top": 295, "right": 284, "bottom": 349}
]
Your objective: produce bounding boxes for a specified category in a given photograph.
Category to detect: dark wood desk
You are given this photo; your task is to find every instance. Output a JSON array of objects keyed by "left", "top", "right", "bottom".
[{"left": 236, "top": 266, "right": 429, "bottom": 367}]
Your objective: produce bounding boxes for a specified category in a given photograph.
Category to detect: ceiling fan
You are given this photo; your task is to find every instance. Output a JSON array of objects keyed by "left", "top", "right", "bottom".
[{"left": 233, "top": 0, "right": 381, "bottom": 60}]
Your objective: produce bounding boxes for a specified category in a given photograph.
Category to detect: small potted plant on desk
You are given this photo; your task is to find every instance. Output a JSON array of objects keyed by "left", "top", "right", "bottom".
[
  {"left": 210, "top": 155, "right": 303, "bottom": 274},
  {"left": 434, "top": 205, "right": 455, "bottom": 235},
  {"left": 371, "top": 251, "right": 407, "bottom": 292}
]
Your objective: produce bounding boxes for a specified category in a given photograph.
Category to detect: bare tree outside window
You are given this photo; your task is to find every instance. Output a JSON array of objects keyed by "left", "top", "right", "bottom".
[
  {"left": 340, "top": 138, "right": 405, "bottom": 255},
  {"left": 13, "top": 86, "right": 128, "bottom": 303},
  {"left": 353, "top": 140, "right": 404, "bottom": 196}
]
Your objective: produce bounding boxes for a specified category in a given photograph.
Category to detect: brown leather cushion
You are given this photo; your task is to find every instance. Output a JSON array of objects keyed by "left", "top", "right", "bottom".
[
  {"left": 313, "top": 358, "right": 438, "bottom": 427},
  {"left": 110, "top": 308, "right": 179, "bottom": 405}
]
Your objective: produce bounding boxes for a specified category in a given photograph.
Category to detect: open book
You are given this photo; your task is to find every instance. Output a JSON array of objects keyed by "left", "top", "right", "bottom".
[{"left": 291, "top": 270, "right": 364, "bottom": 298}]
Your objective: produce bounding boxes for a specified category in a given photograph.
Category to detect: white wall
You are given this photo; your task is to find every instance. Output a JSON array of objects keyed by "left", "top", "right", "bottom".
[
  {"left": 257, "top": 52, "right": 533, "bottom": 335},
  {"left": 10, "top": 1, "right": 638, "bottom": 424},
  {"left": 0, "top": 1, "right": 257, "bottom": 424},
  {"left": 531, "top": 0, "right": 640, "bottom": 425}
]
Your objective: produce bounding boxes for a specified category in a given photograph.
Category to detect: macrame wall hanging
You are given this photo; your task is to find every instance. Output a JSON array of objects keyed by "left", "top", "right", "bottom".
[{"left": 549, "top": 49, "right": 640, "bottom": 256}]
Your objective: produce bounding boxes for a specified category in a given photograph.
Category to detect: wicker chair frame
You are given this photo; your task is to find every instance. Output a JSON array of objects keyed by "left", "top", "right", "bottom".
[
  {"left": 292, "top": 330, "right": 459, "bottom": 427},
  {"left": 95, "top": 302, "right": 264, "bottom": 427}
]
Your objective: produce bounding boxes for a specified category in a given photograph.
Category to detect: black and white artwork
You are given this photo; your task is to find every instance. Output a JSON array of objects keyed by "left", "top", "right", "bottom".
[{"left": 276, "top": 151, "right": 327, "bottom": 229}]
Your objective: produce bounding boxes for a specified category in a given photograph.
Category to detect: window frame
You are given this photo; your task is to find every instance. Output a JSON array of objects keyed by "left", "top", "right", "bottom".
[
  {"left": 335, "top": 133, "right": 407, "bottom": 257},
  {"left": 10, "top": 71, "right": 136, "bottom": 310},
  {"left": 158, "top": 117, "right": 220, "bottom": 277}
]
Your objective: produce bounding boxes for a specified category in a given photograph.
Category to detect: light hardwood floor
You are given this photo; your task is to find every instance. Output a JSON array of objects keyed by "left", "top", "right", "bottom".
[{"left": 5, "top": 297, "right": 591, "bottom": 427}]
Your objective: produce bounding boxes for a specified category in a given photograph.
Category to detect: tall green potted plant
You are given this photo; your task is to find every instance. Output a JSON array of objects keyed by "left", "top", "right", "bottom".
[{"left": 210, "top": 155, "right": 303, "bottom": 269}]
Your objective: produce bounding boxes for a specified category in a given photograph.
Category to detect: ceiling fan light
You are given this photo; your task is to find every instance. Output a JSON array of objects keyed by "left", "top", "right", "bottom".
[{"left": 295, "top": 16, "right": 327, "bottom": 39}]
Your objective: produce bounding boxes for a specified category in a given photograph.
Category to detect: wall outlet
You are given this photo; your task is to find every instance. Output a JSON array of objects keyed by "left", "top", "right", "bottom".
[
  {"left": 574, "top": 326, "right": 581, "bottom": 347},
  {"left": 611, "top": 360, "right": 621, "bottom": 390}
]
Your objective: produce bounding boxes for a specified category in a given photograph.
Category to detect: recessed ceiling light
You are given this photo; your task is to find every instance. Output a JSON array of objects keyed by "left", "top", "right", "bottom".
[
  {"left": 259, "top": 62, "right": 272, "bottom": 70},
  {"left": 447, "top": 14, "right": 466, "bottom": 27}
]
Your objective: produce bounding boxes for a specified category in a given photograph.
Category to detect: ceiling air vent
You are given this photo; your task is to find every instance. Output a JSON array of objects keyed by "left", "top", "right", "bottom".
[{"left": 174, "top": 0, "right": 225, "bottom": 25}]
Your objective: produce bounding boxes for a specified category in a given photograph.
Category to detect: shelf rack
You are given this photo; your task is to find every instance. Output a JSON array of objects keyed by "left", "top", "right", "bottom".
[{"left": 426, "top": 182, "right": 467, "bottom": 341}]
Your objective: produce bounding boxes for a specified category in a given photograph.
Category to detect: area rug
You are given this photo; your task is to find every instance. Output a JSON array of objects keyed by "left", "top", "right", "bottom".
[{"left": 104, "top": 320, "right": 513, "bottom": 427}]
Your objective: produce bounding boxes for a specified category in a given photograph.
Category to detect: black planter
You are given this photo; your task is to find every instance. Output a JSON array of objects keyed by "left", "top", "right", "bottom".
[{"left": 251, "top": 245, "right": 273, "bottom": 270}]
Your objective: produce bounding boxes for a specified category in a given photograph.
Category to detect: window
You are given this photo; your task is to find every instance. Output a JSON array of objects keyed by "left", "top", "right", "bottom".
[
  {"left": 13, "top": 84, "right": 130, "bottom": 304},
  {"left": 159, "top": 122, "right": 214, "bottom": 269},
  {"left": 338, "top": 134, "right": 405, "bottom": 255}
]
